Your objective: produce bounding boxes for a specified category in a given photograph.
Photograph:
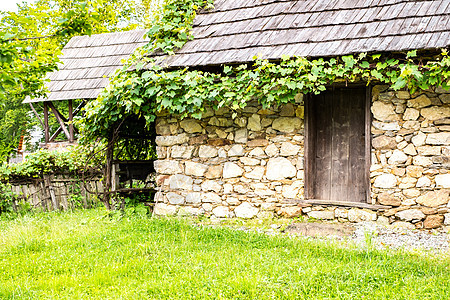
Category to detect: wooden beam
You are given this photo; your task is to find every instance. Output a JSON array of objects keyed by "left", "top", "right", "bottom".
[
  {"left": 43, "top": 102, "right": 49, "bottom": 143},
  {"left": 283, "top": 199, "right": 392, "bottom": 210},
  {"left": 68, "top": 100, "right": 74, "bottom": 143},
  {"left": 49, "top": 100, "right": 86, "bottom": 142},
  {"left": 29, "top": 103, "right": 44, "bottom": 127},
  {"left": 48, "top": 102, "right": 71, "bottom": 140}
]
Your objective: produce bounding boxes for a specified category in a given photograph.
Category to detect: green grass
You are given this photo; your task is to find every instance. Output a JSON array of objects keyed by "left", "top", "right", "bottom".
[{"left": 0, "top": 208, "right": 448, "bottom": 299}]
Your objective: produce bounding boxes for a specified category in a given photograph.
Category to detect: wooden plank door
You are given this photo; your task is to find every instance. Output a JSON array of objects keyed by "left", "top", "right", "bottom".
[{"left": 306, "top": 87, "right": 369, "bottom": 203}]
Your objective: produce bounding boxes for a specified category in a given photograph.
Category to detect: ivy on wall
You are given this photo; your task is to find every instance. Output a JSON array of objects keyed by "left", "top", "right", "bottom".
[{"left": 79, "top": 0, "right": 450, "bottom": 144}]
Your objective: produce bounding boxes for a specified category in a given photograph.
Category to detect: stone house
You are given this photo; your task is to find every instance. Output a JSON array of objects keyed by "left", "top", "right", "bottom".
[{"left": 152, "top": 0, "right": 450, "bottom": 229}]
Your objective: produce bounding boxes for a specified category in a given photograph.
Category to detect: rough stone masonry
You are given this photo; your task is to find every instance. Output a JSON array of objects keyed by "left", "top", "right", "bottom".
[{"left": 153, "top": 86, "right": 450, "bottom": 230}]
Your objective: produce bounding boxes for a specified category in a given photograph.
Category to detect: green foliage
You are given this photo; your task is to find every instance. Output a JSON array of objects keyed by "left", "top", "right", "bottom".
[
  {"left": 0, "top": 209, "right": 448, "bottom": 298},
  {"left": 81, "top": 47, "right": 450, "bottom": 142},
  {"left": 0, "top": 146, "right": 101, "bottom": 182},
  {"left": 0, "top": 0, "right": 149, "bottom": 162}
]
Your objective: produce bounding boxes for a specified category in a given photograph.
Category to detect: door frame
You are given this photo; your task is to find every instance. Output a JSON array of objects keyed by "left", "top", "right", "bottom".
[{"left": 304, "top": 84, "right": 372, "bottom": 204}]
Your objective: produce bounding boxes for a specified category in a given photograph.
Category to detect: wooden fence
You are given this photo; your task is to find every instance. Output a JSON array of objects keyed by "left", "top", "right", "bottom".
[{"left": 8, "top": 174, "right": 104, "bottom": 211}]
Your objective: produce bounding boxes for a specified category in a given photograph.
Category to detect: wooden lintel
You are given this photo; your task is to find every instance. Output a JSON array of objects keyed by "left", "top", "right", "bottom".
[
  {"left": 29, "top": 103, "right": 44, "bottom": 127},
  {"left": 283, "top": 199, "right": 392, "bottom": 211},
  {"left": 48, "top": 102, "right": 71, "bottom": 140}
]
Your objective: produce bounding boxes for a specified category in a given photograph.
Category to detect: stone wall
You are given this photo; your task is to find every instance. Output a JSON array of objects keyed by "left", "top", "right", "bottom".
[
  {"left": 369, "top": 85, "right": 449, "bottom": 229},
  {"left": 153, "top": 86, "right": 450, "bottom": 230}
]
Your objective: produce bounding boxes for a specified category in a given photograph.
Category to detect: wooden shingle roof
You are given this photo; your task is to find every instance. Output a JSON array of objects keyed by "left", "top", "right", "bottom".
[
  {"left": 158, "top": 0, "right": 450, "bottom": 68},
  {"left": 24, "top": 29, "right": 148, "bottom": 103}
]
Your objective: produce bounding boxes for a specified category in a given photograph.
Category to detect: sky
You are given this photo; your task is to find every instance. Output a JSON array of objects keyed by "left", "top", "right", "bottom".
[{"left": 0, "top": 0, "right": 25, "bottom": 12}]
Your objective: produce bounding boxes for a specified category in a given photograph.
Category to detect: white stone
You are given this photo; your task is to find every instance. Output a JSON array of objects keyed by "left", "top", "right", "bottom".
[
  {"left": 266, "top": 157, "right": 297, "bottom": 180},
  {"left": 265, "top": 144, "right": 279, "bottom": 157},
  {"left": 166, "top": 192, "right": 184, "bottom": 205},
  {"left": 307, "top": 210, "right": 335, "bottom": 220},
  {"left": 335, "top": 208, "right": 348, "bottom": 219},
  {"left": 223, "top": 184, "right": 233, "bottom": 194},
  {"left": 169, "top": 174, "right": 193, "bottom": 190},
  {"left": 395, "top": 209, "right": 425, "bottom": 221},
  {"left": 435, "top": 174, "right": 450, "bottom": 188},
  {"left": 155, "top": 134, "right": 189, "bottom": 146},
  {"left": 234, "top": 202, "right": 259, "bottom": 218},
  {"left": 154, "top": 160, "right": 183, "bottom": 175},
  {"left": 426, "top": 132, "right": 450, "bottom": 145},
  {"left": 417, "top": 146, "right": 441, "bottom": 156},
  {"left": 218, "top": 148, "right": 227, "bottom": 158},
  {"left": 153, "top": 203, "right": 177, "bottom": 216},
  {"left": 348, "top": 208, "right": 377, "bottom": 222},
  {"left": 226, "top": 196, "right": 240, "bottom": 205},
  {"left": 374, "top": 174, "right": 397, "bottom": 188},
  {"left": 245, "top": 166, "right": 265, "bottom": 180},
  {"left": 202, "top": 203, "right": 213, "bottom": 212},
  {"left": 247, "top": 114, "right": 262, "bottom": 131},
  {"left": 240, "top": 157, "right": 260, "bottom": 165},
  {"left": 234, "top": 128, "right": 248, "bottom": 143},
  {"left": 403, "top": 144, "right": 417, "bottom": 155},
  {"left": 387, "top": 150, "right": 408, "bottom": 165},
  {"left": 444, "top": 213, "right": 450, "bottom": 225},
  {"left": 411, "top": 132, "right": 426, "bottom": 147},
  {"left": 371, "top": 101, "right": 396, "bottom": 121},
  {"left": 373, "top": 121, "right": 400, "bottom": 131},
  {"left": 199, "top": 145, "right": 218, "bottom": 158},
  {"left": 213, "top": 206, "right": 232, "bottom": 218},
  {"left": 171, "top": 146, "right": 195, "bottom": 159},
  {"left": 412, "top": 156, "right": 432, "bottom": 167},
  {"left": 280, "top": 142, "right": 300, "bottom": 156},
  {"left": 228, "top": 144, "right": 244, "bottom": 157},
  {"left": 282, "top": 181, "right": 302, "bottom": 198},
  {"left": 390, "top": 221, "right": 415, "bottom": 230},
  {"left": 180, "top": 119, "right": 202, "bottom": 133},
  {"left": 416, "top": 176, "right": 431, "bottom": 188},
  {"left": 201, "top": 192, "right": 222, "bottom": 204},
  {"left": 185, "top": 161, "right": 208, "bottom": 177},
  {"left": 223, "top": 162, "right": 244, "bottom": 178},
  {"left": 185, "top": 192, "right": 202, "bottom": 204},
  {"left": 201, "top": 180, "right": 222, "bottom": 192},
  {"left": 249, "top": 147, "right": 265, "bottom": 157},
  {"left": 402, "top": 108, "right": 420, "bottom": 121},
  {"left": 252, "top": 183, "right": 275, "bottom": 196}
]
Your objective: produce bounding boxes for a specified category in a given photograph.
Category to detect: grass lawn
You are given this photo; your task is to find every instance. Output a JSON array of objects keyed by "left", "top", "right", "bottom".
[{"left": 0, "top": 208, "right": 449, "bottom": 299}]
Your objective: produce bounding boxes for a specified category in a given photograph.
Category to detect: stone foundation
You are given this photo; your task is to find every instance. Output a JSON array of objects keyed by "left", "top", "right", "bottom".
[{"left": 153, "top": 86, "right": 450, "bottom": 230}]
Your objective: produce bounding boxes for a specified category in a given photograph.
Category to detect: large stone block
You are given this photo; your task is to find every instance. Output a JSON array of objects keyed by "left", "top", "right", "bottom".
[
  {"left": 420, "top": 106, "right": 450, "bottom": 121},
  {"left": 155, "top": 134, "right": 189, "bottom": 146},
  {"left": 223, "top": 162, "right": 244, "bottom": 178},
  {"left": 201, "top": 180, "right": 222, "bottom": 192},
  {"left": 271, "top": 117, "right": 302, "bottom": 133},
  {"left": 228, "top": 144, "right": 244, "bottom": 157},
  {"left": 435, "top": 174, "right": 450, "bottom": 188},
  {"left": 201, "top": 192, "right": 222, "bottom": 204},
  {"left": 169, "top": 174, "right": 193, "bottom": 190},
  {"left": 234, "top": 128, "right": 248, "bottom": 143},
  {"left": 180, "top": 119, "right": 203, "bottom": 133},
  {"left": 171, "top": 146, "right": 195, "bottom": 159},
  {"left": 371, "top": 101, "right": 396, "bottom": 121},
  {"left": 416, "top": 190, "right": 449, "bottom": 207},
  {"left": 154, "top": 160, "right": 183, "bottom": 175},
  {"left": 212, "top": 206, "right": 232, "bottom": 218},
  {"left": 387, "top": 150, "right": 408, "bottom": 165},
  {"left": 199, "top": 145, "right": 218, "bottom": 158},
  {"left": 426, "top": 132, "right": 450, "bottom": 145},
  {"left": 407, "top": 94, "right": 431, "bottom": 108},
  {"left": 166, "top": 192, "right": 185, "bottom": 205},
  {"left": 423, "top": 215, "right": 444, "bottom": 229},
  {"left": 234, "top": 202, "right": 258, "bottom": 218},
  {"left": 266, "top": 157, "right": 297, "bottom": 180},
  {"left": 378, "top": 192, "right": 401, "bottom": 206},
  {"left": 247, "top": 114, "right": 262, "bottom": 131},
  {"left": 185, "top": 161, "right": 208, "bottom": 177},
  {"left": 374, "top": 174, "right": 397, "bottom": 188},
  {"left": 280, "top": 142, "right": 300, "bottom": 156},
  {"left": 348, "top": 208, "right": 377, "bottom": 222},
  {"left": 185, "top": 192, "right": 202, "bottom": 204},
  {"left": 395, "top": 209, "right": 425, "bottom": 221},
  {"left": 307, "top": 210, "right": 335, "bottom": 220},
  {"left": 372, "top": 136, "right": 396, "bottom": 149},
  {"left": 205, "top": 165, "right": 223, "bottom": 179},
  {"left": 244, "top": 166, "right": 265, "bottom": 180}
]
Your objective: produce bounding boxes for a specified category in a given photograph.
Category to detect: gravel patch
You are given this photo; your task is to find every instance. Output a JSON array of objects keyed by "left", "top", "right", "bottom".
[{"left": 352, "top": 222, "right": 449, "bottom": 253}]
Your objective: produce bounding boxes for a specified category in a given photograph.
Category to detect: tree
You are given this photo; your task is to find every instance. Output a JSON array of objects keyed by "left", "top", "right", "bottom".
[{"left": 0, "top": 0, "right": 152, "bottom": 162}]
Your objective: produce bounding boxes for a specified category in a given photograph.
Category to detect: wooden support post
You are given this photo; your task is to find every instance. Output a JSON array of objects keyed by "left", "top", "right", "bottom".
[
  {"left": 43, "top": 102, "right": 49, "bottom": 143},
  {"left": 49, "top": 100, "right": 85, "bottom": 142},
  {"left": 29, "top": 103, "right": 44, "bottom": 127},
  {"left": 68, "top": 99, "right": 74, "bottom": 143},
  {"left": 48, "top": 102, "right": 71, "bottom": 140},
  {"left": 103, "top": 138, "right": 114, "bottom": 210}
]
